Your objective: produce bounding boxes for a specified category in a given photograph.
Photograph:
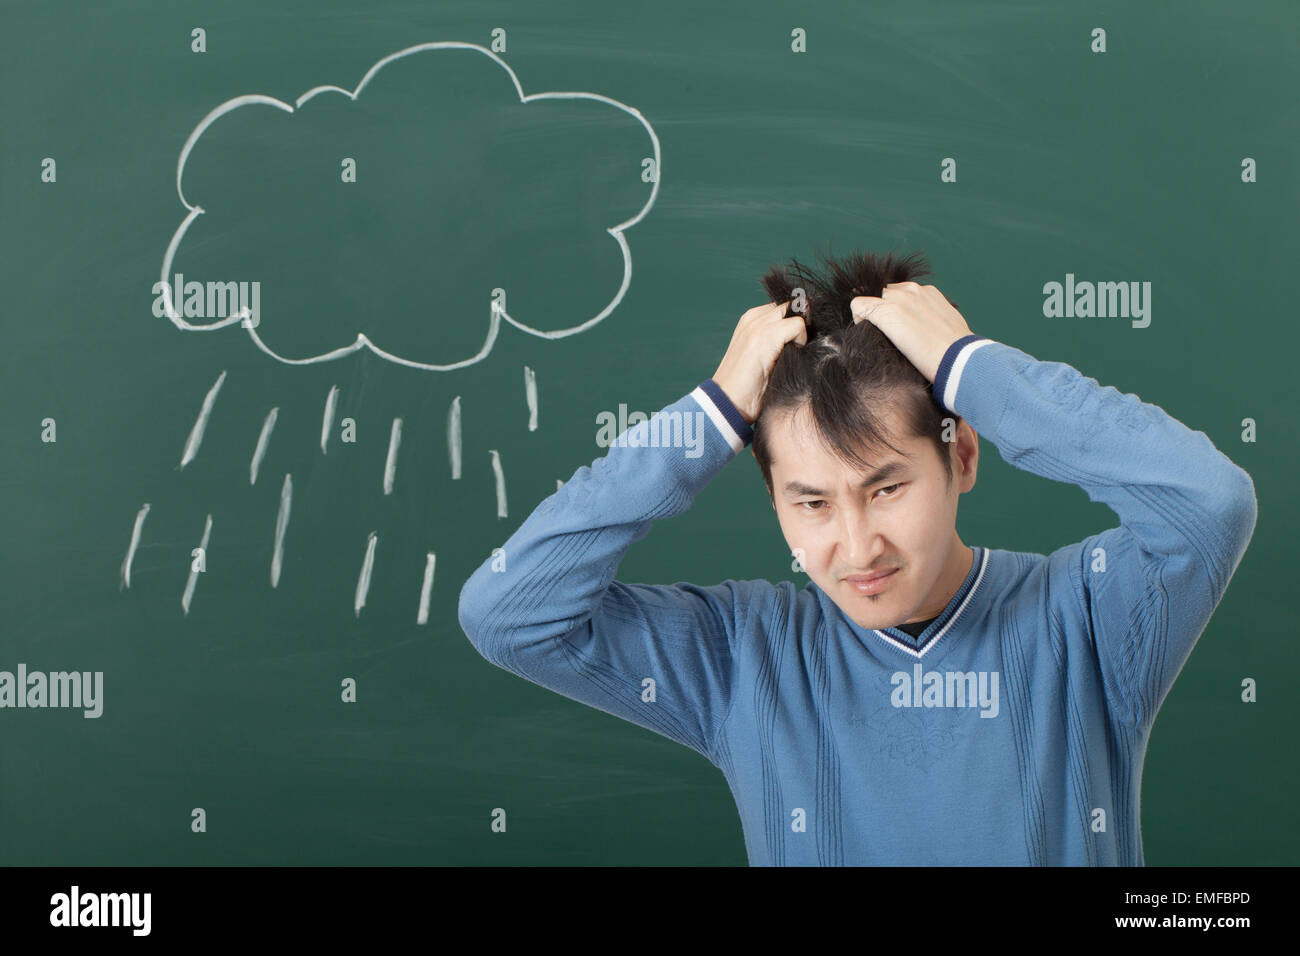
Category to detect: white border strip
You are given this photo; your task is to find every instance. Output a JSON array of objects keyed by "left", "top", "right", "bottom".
[
  {"left": 872, "top": 547, "right": 989, "bottom": 660},
  {"left": 689, "top": 386, "right": 743, "bottom": 454},
  {"left": 942, "top": 339, "right": 994, "bottom": 413}
]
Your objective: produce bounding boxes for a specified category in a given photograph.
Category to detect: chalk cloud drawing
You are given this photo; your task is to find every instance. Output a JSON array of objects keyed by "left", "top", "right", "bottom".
[{"left": 158, "top": 41, "right": 661, "bottom": 371}]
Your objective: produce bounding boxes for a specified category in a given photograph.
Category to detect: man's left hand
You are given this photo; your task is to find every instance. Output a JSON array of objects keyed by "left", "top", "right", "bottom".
[{"left": 850, "top": 283, "right": 974, "bottom": 385}]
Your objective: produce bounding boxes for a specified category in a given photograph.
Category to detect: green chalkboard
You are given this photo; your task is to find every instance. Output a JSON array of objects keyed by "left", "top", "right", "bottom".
[{"left": 0, "top": 0, "right": 1294, "bottom": 865}]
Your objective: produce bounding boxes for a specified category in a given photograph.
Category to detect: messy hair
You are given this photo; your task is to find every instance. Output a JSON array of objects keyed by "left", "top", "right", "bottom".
[{"left": 752, "top": 247, "right": 960, "bottom": 498}]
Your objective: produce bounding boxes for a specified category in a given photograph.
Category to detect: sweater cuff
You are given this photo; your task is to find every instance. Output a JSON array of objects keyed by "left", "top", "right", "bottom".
[
  {"left": 693, "top": 379, "right": 755, "bottom": 452},
  {"left": 932, "top": 335, "right": 994, "bottom": 415}
]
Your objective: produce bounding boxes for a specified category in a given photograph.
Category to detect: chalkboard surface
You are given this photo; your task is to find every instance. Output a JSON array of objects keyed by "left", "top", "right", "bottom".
[{"left": 1, "top": 0, "right": 1293, "bottom": 865}]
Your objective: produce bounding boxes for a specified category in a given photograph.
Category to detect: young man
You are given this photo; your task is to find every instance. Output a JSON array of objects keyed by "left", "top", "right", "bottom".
[{"left": 457, "top": 251, "right": 1257, "bottom": 865}]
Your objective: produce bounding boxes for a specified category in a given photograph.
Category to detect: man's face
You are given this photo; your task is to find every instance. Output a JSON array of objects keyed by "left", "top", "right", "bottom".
[{"left": 766, "top": 400, "right": 978, "bottom": 631}]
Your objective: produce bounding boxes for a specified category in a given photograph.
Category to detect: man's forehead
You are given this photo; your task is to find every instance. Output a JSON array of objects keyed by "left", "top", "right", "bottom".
[{"left": 766, "top": 402, "right": 916, "bottom": 463}]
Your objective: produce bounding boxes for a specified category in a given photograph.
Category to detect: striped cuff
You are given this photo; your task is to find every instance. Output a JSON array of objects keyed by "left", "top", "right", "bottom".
[
  {"left": 691, "top": 379, "right": 755, "bottom": 453},
  {"left": 932, "top": 335, "right": 994, "bottom": 415}
]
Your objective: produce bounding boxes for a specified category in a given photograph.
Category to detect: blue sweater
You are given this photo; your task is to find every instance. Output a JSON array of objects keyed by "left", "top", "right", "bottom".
[{"left": 457, "top": 336, "right": 1258, "bottom": 865}]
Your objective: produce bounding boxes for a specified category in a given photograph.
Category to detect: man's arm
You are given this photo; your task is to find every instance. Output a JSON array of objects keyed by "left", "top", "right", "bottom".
[
  {"left": 459, "top": 301, "right": 805, "bottom": 762},
  {"left": 852, "top": 284, "right": 1256, "bottom": 729},
  {"left": 936, "top": 334, "right": 1258, "bottom": 728},
  {"left": 457, "top": 382, "right": 772, "bottom": 763}
]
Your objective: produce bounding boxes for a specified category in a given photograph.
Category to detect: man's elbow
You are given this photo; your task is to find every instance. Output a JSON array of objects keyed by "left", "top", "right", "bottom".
[
  {"left": 457, "top": 579, "right": 498, "bottom": 661},
  {"left": 1219, "top": 463, "right": 1258, "bottom": 556}
]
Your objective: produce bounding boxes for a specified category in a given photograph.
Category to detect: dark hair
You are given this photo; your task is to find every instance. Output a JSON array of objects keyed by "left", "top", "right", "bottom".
[{"left": 752, "top": 247, "right": 960, "bottom": 499}]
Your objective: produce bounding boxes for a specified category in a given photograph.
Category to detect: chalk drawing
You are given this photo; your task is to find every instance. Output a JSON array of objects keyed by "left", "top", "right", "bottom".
[{"left": 159, "top": 42, "right": 661, "bottom": 371}]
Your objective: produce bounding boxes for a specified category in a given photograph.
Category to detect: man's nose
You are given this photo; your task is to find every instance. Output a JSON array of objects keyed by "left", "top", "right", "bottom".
[{"left": 841, "top": 509, "right": 880, "bottom": 563}]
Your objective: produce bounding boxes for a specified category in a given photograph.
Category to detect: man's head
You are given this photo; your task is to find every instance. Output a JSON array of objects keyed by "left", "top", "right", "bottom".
[{"left": 751, "top": 248, "right": 980, "bottom": 631}]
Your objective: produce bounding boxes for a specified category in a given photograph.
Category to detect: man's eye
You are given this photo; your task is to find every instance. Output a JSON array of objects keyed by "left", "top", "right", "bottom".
[
  {"left": 877, "top": 483, "right": 902, "bottom": 497},
  {"left": 799, "top": 500, "right": 826, "bottom": 512}
]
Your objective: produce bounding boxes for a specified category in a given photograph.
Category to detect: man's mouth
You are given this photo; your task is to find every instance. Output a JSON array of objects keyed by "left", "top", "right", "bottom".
[{"left": 844, "top": 568, "right": 898, "bottom": 595}]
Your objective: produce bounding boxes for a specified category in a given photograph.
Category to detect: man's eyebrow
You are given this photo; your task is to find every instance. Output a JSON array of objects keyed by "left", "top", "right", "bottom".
[{"left": 781, "top": 460, "right": 910, "bottom": 498}]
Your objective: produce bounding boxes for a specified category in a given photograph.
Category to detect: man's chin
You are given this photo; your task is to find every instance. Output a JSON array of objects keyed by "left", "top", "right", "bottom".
[
  {"left": 855, "top": 619, "right": 905, "bottom": 631},
  {"left": 845, "top": 609, "right": 907, "bottom": 631},
  {"left": 844, "top": 601, "right": 916, "bottom": 632}
]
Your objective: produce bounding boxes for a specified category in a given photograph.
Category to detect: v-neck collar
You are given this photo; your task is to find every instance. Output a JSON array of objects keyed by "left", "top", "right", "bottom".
[{"left": 814, "top": 546, "right": 990, "bottom": 660}]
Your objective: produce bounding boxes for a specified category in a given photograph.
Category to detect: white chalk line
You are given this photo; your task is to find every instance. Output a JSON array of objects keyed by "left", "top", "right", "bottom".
[
  {"left": 447, "top": 396, "right": 462, "bottom": 480},
  {"left": 160, "top": 41, "right": 661, "bottom": 369},
  {"left": 180, "top": 370, "right": 226, "bottom": 470},
  {"left": 525, "top": 366, "right": 538, "bottom": 431},
  {"left": 181, "top": 514, "right": 213, "bottom": 616},
  {"left": 271, "top": 474, "right": 292, "bottom": 588},
  {"left": 321, "top": 385, "right": 338, "bottom": 453},
  {"left": 490, "top": 450, "right": 507, "bottom": 518},
  {"left": 384, "top": 418, "right": 402, "bottom": 495},
  {"left": 250, "top": 407, "right": 278, "bottom": 484},
  {"left": 354, "top": 531, "right": 378, "bottom": 618},
  {"left": 417, "top": 552, "right": 436, "bottom": 625},
  {"left": 120, "top": 503, "right": 151, "bottom": 590}
]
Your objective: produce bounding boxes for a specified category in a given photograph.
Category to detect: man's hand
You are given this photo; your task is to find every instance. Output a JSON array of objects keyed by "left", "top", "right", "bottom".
[
  {"left": 712, "top": 300, "right": 808, "bottom": 425},
  {"left": 850, "top": 282, "right": 973, "bottom": 384}
]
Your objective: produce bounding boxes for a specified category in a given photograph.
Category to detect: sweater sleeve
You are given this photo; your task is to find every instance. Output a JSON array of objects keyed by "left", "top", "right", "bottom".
[
  {"left": 456, "top": 381, "right": 772, "bottom": 764},
  {"left": 935, "top": 336, "right": 1258, "bottom": 729}
]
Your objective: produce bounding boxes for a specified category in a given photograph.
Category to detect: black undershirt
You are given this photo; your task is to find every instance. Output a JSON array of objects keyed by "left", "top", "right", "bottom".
[{"left": 895, "top": 615, "right": 939, "bottom": 638}]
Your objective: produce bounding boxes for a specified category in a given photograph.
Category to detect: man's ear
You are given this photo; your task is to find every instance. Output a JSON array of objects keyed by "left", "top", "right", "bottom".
[{"left": 954, "top": 421, "right": 979, "bottom": 493}]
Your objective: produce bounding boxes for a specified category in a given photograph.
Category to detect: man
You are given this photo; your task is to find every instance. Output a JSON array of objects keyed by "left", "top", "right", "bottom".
[{"left": 457, "top": 250, "right": 1257, "bottom": 865}]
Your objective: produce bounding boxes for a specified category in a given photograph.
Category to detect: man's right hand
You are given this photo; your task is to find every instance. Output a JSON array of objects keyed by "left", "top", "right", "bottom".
[{"left": 710, "top": 301, "right": 808, "bottom": 425}]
